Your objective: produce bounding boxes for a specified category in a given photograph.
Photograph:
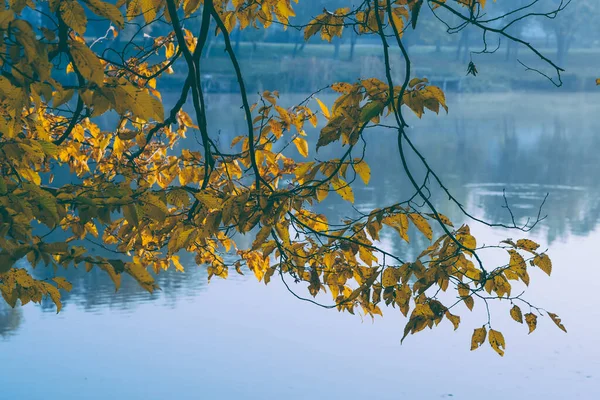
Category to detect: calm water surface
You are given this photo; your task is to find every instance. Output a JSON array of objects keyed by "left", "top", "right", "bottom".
[{"left": 1, "top": 92, "right": 599, "bottom": 400}]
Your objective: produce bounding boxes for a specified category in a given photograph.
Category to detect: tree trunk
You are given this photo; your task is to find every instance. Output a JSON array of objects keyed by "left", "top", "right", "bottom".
[
  {"left": 333, "top": 38, "right": 341, "bottom": 59},
  {"left": 556, "top": 32, "right": 569, "bottom": 66},
  {"left": 455, "top": 30, "right": 470, "bottom": 62},
  {"left": 349, "top": 31, "right": 357, "bottom": 61},
  {"left": 505, "top": 40, "right": 518, "bottom": 62},
  {"left": 293, "top": 33, "right": 305, "bottom": 58}
]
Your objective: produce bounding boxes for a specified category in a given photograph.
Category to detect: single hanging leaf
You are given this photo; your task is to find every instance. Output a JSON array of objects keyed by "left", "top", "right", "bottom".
[
  {"left": 43, "top": 283, "right": 63, "bottom": 313},
  {"left": 354, "top": 160, "right": 371, "bottom": 185},
  {"left": 390, "top": 7, "right": 405, "bottom": 34},
  {"left": 140, "top": 0, "right": 157, "bottom": 23},
  {"left": 548, "top": 312, "right": 567, "bottom": 333},
  {"left": 60, "top": 0, "right": 87, "bottom": 35},
  {"left": 463, "top": 296, "right": 474, "bottom": 311},
  {"left": 516, "top": 239, "right": 540, "bottom": 252},
  {"left": 510, "top": 305, "right": 523, "bottom": 323},
  {"left": 471, "top": 326, "right": 487, "bottom": 351},
  {"left": 525, "top": 313, "right": 537, "bottom": 334},
  {"left": 315, "top": 184, "right": 329, "bottom": 202},
  {"left": 426, "top": 213, "right": 453, "bottom": 227},
  {"left": 125, "top": 262, "right": 157, "bottom": 293},
  {"left": 408, "top": 213, "right": 432, "bottom": 240},
  {"left": 445, "top": 311, "right": 460, "bottom": 331},
  {"left": 52, "top": 277, "right": 73, "bottom": 292},
  {"left": 184, "top": 0, "right": 202, "bottom": 16},
  {"left": 171, "top": 256, "right": 185, "bottom": 272},
  {"left": 293, "top": 137, "right": 309, "bottom": 158},
  {"left": 85, "top": 0, "right": 125, "bottom": 29},
  {"left": 0, "top": 10, "right": 15, "bottom": 30},
  {"left": 381, "top": 267, "right": 398, "bottom": 288},
  {"left": 533, "top": 253, "right": 552, "bottom": 276},
  {"left": 70, "top": 41, "right": 104, "bottom": 84},
  {"left": 467, "top": 61, "right": 478, "bottom": 76},
  {"left": 488, "top": 329, "right": 506, "bottom": 357},
  {"left": 315, "top": 97, "right": 330, "bottom": 119},
  {"left": 331, "top": 177, "right": 354, "bottom": 203}
]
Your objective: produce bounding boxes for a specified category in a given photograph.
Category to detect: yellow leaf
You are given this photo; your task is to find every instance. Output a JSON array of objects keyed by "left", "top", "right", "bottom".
[
  {"left": 15, "top": 269, "right": 35, "bottom": 288},
  {"left": 0, "top": 10, "right": 14, "bottom": 30},
  {"left": 426, "top": 213, "right": 453, "bottom": 227},
  {"left": 315, "top": 184, "right": 329, "bottom": 202},
  {"left": 293, "top": 137, "right": 309, "bottom": 158},
  {"left": 194, "top": 192, "right": 222, "bottom": 210},
  {"left": 304, "top": 16, "right": 323, "bottom": 40},
  {"left": 42, "top": 282, "right": 62, "bottom": 313},
  {"left": 331, "top": 82, "right": 353, "bottom": 93},
  {"left": 140, "top": 0, "right": 157, "bottom": 23},
  {"left": 548, "top": 312, "right": 567, "bottom": 333},
  {"left": 315, "top": 97, "right": 330, "bottom": 119},
  {"left": 354, "top": 160, "right": 371, "bottom": 185},
  {"left": 516, "top": 239, "right": 540, "bottom": 252},
  {"left": 171, "top": 255, "right": 185, "bottom": 272},
  {"left": 445, "top": 311, "right": 460, "bottom": 330},
  {"left": 488, "top": 329, "right": 506, "bottom": 357},
  {"left": 61, "top": 1, "right": 87, "bottom": 35},
  {"left": 98, "top": 262, "right": 122, "bottom": 291},
  {"left": 52, "top": 277, "right": 73, "bottom": 292},
  {"left": 470, "top": 326, "right": 487, "bottom": 351},
  {"left": 18, "top": 168, "right": 41, "bottom": 185},
  {"left": 525, "top": 313, "right": 537, "bottom": 334},
  {"left": 70, "top": 40, "right": 104, "bottom": 84},
  {"left": 390, "top": 7, "right": 405, "bottom": 34},
  {"left": 381, "top": 267, "right": 397, "bottom": 287},
  {"left": 247, "top": 252, "right": 269, "bottom": 282},
  {"left": 533, "top": 253, "right": 552, "bottom": 276},
  {"left": 507, "top": 249, "right": 529, "bottom": 285},
  {"left": 510, "top": 305, "right": 523, "bottom": 323},
  {"left": 184, "top": 0, "right": 202, "bottom": 16},
  {"left": 331, "top": 177, "right": 354, "bottom": 203},
  {"left": 408, "top": 213, "right": 432, "bottom": 240},
  {"left": 125, "top": 262, "right": 157, "bottom": 293},
  {"left": 85, "top": 0, "right": 125, "bottom": 29},
  {"left": 383, "top": 213, "right": 409, "bottom": 242},
  {"left": 52, "top": 88, "right": 75, "bottom": 108},
  {"left": 360, "top": 101, "right": 384, "bottom": 123},
  {"left": 252, "top": 225, "right": 271, "bottom": 251},
  {"left": 461, "top": 296, "right": 473, "bottom": 310},
  {"left": 358, "top": 245, "right": 377, "bottom": 266},
  {"left": 457, "top": 225, "right": 477, "bottom": 253}
]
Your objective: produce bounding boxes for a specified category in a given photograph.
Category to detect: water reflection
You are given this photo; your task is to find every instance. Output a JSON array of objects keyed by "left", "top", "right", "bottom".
[
  {"left": 28, "top": 261, "right": 212, "bottom": 314},
  {"left": 0, "top": 304, "right": 22, "bottom": 338},
  {"left": 2, "top": 93, "right": 599, "bottom": 331},
  {"left": 1, "top": 92, "right": 600, "bottom": 400}
]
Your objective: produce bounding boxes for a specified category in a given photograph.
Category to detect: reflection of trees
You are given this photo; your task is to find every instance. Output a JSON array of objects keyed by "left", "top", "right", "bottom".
[
  {"left": 28, "top": 93, "right": 600, "bottom": 315},
  {"left": 0, "top": 303, "right": 22, "bottom": 338},
  {"left": 27, "top": 250, "right": 212, "bottom": 313},
  {"left": 405, "top": 111, "right": 600, "bottom": 244},
  {"left": 468, "top": 114, "right": 600, "bottom": 243},
  {"left": 295, "top": 95, "right": 600, "bottom": 250}
]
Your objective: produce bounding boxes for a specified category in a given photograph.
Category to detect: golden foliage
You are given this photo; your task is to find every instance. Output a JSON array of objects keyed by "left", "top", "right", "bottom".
[{"left": 0, "top": 0, "right": 565, "bottom": 356}]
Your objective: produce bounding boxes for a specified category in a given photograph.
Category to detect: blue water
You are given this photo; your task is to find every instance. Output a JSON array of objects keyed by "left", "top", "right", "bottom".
[{"left": 1, "top": 92, "right": 599, "bottom": 399}]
